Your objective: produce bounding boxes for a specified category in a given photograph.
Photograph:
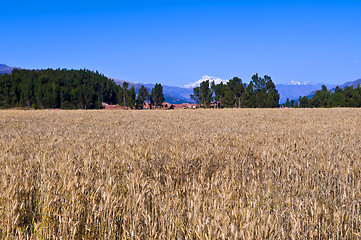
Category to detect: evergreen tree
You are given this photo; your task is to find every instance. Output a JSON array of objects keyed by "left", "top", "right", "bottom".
[
  {"left": 285, "top": 98, "right": 290, "bottom": 107},
  {"left": 137, "top": 85, "right": 150, "bottom": 109},
  {"left": 227, "top": 77, "right": 244, "bottom": 108},
  {"left": 191, "top": 80, "right": 211, "bottom": 107},
  {"left": 121, "top": 82, "right": 129, "bottom": 108},
  {"left": 151, "top": 83, "right": 165, "bottom": 107},
  {"left": 264, "top": 76, "right": 279, "bottom": 108},
  {"left": 221, "top": 90, "right": 235, "bottom": 108},
  {"left": 128, "top": 87, "right": 136, "bottom": 109},
  {"left": 199, "top": 80, "right": 212, "bottom": 107},
  {"left": 0, "top": 69, "right": 120, "bottom": 109},
  {"left": 190, "top": 86, "right": 201, "bottom": 105},
  {"left": 290, "top": 99, "right": 295, "bottom": 108},
  {"left": 213, "top": 82, "right": 227, "bottom": 108},
  {"left": 299, "top": 96, "right": 311, "bottom": 108}
]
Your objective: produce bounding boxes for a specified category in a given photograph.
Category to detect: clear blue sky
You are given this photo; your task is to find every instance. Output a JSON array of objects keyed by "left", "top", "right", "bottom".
[{"left": 1, "top": 0, "right": 360, "bottom": 86}]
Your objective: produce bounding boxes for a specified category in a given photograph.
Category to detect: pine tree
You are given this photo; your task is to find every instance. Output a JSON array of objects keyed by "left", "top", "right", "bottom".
[
  {"left": 151, "top": 83, "right": 165, "bottom": 108},
  {"left": 137, "top": 85, "right": 150, "bottom": 109},
  {"left": 128, "top": 87, "right": 136, "bottom": 109}
]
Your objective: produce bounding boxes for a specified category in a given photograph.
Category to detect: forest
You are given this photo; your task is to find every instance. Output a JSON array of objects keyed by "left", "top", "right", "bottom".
[{"left": 0, "top": 69, "right": 164, "bottom": 109}]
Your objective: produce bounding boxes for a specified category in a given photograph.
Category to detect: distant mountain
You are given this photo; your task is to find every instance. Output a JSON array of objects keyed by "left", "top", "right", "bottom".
[
  {"left": 337, "top": 78, "right": 361, "bottom": 89},
  {"left": 285, "top": 81, "right": 313, "bottom": 86},
  {"left": 183, "top": 75, "right": 228, "bottom": 89},
  {"left": 276, "top": 81, "right": 337, "bottom": 104},
  {"left": 0, "top": 64, "right": 19, "bottom": 75},
  {"left": 112, "top": 79, "right": 194, "bottom": 104},
  {"left": 306, "top": 78, "right": 361, "bottom": 99}
]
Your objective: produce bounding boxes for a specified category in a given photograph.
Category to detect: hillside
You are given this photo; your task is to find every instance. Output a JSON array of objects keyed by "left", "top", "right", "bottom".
[
  {"left": 0, "top": 69, "right": 120, "bottom": 109},
  {"left": 306, "top": 78, "right": 361, "bottom": 98},
  {"left": 0, "top": 64, "right": 18, "bottom": 75},
  {"left": 337, "top": 78, "right": 361, "bottom": 89},
  {"left": 292, "top": 78, "right": 361, "bottom": 108}
]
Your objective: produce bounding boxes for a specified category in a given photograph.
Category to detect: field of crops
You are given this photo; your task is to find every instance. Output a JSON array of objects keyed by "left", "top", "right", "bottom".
[{"left": 0, "top": 109, "right": 360, "bottom": 239}]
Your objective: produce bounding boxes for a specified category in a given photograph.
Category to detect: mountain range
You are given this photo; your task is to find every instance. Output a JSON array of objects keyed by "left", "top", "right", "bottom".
[
  {"left": 276, "top": 82, "right": 337, "bottom": 104},
  {"left": 1, "top": 64, "right": 360, "bottom": 105},
  {"left": 305, "top": 78, "right": 361, "bottom": 99},
  {"left": 335, "top": 78, "right": 361, "bottom": 89}
]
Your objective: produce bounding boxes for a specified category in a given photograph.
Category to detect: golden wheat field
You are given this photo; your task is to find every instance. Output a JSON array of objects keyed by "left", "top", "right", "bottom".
[{"left": 0, "top": 109, "right": 360, "bottom": 239}]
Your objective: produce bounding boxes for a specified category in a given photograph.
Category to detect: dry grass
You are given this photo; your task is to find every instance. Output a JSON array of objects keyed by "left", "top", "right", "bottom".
[{"left": 0, "top": 109, "right": 360, "bottom": 239}]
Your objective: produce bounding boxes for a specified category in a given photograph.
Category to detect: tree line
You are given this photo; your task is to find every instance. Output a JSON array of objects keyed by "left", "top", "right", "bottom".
[
  {"left": 286, "top": 85, "right": 361, "bottom": 108},
  {"left": 191, "top": 74, "right": 280, "bottom": 108},
  {"left": 0, "top": 69, "right": 165, "bottom": 109}
]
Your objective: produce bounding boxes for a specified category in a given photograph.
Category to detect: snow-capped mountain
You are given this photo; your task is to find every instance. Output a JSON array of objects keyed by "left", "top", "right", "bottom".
[
  {"left": 183, "top": 75, "right": 228, "bottom": 89},
  {"left": 286, "top": 81, "right": 314, "bottom": 86}
]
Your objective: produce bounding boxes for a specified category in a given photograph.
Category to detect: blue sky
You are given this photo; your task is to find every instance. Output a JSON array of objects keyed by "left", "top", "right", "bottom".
[{"left": 1, "top": 0, "right": 360, "bottom": 86}]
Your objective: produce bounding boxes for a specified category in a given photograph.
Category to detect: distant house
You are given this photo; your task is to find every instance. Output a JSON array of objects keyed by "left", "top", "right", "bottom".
[
  {"left": 172, "top": 103, "right": 199, "bottom": 109},
  {"left": 210, "top": 101, "right": 222, "bottom": 108},
  {"left": 102, "top": 102, "right": 187, "bottom": 110},
  {"left": 143, "top": 102, "right": 175, "bottom": 109},
  {"left": 161, "top": 102, "right": 176, "bottom": 109},
  {"left": 101, "top": 102, "right": 125, "bottom": 110}
]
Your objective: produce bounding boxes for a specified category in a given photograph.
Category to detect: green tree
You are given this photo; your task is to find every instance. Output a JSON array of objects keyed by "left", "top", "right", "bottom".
[
  {"left": 221, "top": 90, "right": 235, "bottom": 108},
  {"left": 121, "top": 82, "right": 129, "bottom": 108},
  {"left": 227, "top": 77, "right": 245, "bottom": 108},
  {"left": 199, "top": 80, "right": 212, "bottom": 107},
  {"left": 264, "top": 76, "right": 279, "bottom": 108},
  {"left": 191, "top": 80, "right": 212, "bottom": 108},
  {"left": 266, "top": 88, "right": 279, "bottom": 108},
  {"left": 151, "top": 83, "right": 165, "bottom": 107},
  {"left": 299, "top": 96, "right": 310, "bottom": 108},
  {"left": 137, "top": 85, "right": 150, "bottom": 109},
  {"left": 213, "top": 82, "right": 227, "bottom": 108},
  {"left": 285, "top": 98, "right": 290, "bottom": 107},
  {"left": 128, "top": 87, "right": 136, "bottom": 109},
  {"left": 290, "top": 99, "right": 295, "bottom": 108},
  {"left": 190, "top": 86, "right": 201, "bottom": 105}
]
